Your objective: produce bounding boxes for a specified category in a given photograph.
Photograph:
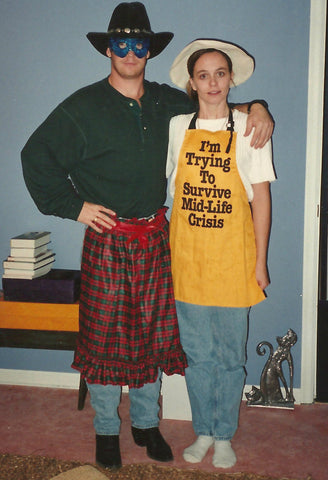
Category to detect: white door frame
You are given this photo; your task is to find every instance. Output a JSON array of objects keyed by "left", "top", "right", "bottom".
[{"left": 301, "top": 0, "right": 327, "bottom": 403}]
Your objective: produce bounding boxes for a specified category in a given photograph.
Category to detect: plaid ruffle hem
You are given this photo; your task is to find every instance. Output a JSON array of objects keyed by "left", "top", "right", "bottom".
[{"left": 72, "top": 208, "right": 187, "bottom": 388}]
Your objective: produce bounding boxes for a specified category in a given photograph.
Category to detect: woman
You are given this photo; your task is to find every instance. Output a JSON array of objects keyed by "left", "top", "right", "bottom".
[{"left": 166, "top": 39, "right": 276, "bottom": 468}]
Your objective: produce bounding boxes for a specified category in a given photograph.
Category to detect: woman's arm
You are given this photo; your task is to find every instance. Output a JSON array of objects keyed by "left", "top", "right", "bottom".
[{"left": 251, "top": 181, "right": 272, "bottom": 290}]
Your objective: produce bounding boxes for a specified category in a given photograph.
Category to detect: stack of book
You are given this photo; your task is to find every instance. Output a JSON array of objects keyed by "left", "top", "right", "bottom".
[{"left": 2, "top": 231, "right": 55, "bottom": 279}]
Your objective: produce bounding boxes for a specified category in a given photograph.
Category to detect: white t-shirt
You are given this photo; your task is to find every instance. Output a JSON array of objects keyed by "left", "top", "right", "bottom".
[{"left": 166, "top": 110, "right": 276, "bottom": 202}]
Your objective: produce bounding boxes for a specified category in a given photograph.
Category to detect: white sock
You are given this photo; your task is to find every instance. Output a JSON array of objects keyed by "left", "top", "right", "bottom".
[
  {"left": 212, "top": 440, "right": 236, "bottom": 468},
  {"left": 183, "top": 435, "right": 214, "bottom": 463}
]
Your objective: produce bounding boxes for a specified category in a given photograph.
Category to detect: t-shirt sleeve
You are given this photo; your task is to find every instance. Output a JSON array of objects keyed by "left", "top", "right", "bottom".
[{"left": 248, "top": 139, "right": 276, "bottom": 185}]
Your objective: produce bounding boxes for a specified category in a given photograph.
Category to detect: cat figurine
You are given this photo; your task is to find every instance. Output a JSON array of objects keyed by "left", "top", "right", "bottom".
[{"left": 246, "top": 329, "right": 297, "bottom": 407}]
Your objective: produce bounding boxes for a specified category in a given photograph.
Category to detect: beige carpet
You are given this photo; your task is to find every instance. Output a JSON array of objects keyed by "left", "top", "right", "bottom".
[
  {"left": 51, "top": 465, "right": 108, "bottom": 479},
  {"left": 0, "top": 454, "right": 312, "bottom": 480}
]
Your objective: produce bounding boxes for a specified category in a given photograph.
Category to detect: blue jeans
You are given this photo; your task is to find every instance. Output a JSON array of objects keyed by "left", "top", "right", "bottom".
[
  {"left": 176, "top": 301, "right": 249, "bottom": 440},
  {"left": 87, "top": 372, "right": 162, "bottom": 435}
]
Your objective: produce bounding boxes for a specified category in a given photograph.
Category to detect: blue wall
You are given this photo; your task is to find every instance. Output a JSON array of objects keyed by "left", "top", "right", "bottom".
[{"left": 0, "top": 0, "right": 310, "bottom": 386}]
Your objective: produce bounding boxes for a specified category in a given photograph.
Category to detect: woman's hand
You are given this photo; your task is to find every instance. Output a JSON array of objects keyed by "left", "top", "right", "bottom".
[
  {"left": 77, "top": 201, "right": 117, "bottom": 233},
  {"left": 255, "top": 262, "right": 270, "bottom": 291}
]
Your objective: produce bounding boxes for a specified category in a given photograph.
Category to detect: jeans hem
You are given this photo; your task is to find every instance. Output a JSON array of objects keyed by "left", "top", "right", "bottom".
[
  {"left": 95, "top": 430, "right": 120, "bottom": 436},
  {"left": 213, "top": 435, "right": 233, "bottom": 441},
  {"left": 194, "top": 432, "right": 233, "bottom": 441},
  {"left": 131, "top": 422, "right": 160, "bottom": 430}
]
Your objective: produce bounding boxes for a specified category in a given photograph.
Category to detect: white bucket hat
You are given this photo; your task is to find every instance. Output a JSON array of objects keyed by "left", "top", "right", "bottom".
[{"left": 170, "top": 38, "right": 255, "bottom": 89}]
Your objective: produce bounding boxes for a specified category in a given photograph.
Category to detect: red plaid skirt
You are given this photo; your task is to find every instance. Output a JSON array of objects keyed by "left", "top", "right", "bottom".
[{"left": 72, "top": 208, "right": 187, "bottom": 388}]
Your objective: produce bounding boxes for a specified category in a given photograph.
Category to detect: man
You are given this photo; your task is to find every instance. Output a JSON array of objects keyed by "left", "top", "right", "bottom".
[{"left": 21, "top": 2, "right": 273, "bottom": 470}]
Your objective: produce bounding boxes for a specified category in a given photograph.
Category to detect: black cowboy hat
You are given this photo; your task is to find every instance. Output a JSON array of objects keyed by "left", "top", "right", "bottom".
[{"left": 87, "top": 2, "right": 173, "bottom": 59}]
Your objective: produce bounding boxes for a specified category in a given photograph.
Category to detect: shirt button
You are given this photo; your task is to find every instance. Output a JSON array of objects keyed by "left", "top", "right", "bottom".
[
  {"left": 143, "top": 126, "right": 147, "bottom": 130},
  {"left": 129, "top": 102, "right": 134, "bottom": 107}
]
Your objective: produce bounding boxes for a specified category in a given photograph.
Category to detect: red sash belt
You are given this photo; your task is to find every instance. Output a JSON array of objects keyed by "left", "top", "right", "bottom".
[{"left": 112, "top": 207, "right": 167, "bottom": 248}]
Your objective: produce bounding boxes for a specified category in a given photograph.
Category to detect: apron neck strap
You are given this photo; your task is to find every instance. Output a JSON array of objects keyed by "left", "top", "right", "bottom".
[
  {"left": 188, "top": 112, "right": 198, "bottom": 129},
  {"left": 188, "top": 108, "right": 234, "bottom": 154},
  {"left": 226, "top": 108, "right": 234, "bottom": 154}
]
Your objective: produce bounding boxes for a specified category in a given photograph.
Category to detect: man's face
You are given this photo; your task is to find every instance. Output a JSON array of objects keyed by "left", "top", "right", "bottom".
[
  {"left": 109, "top": 37, "right": 150, "bottom": 58},
  {"left": 106, "top": 37, "right": 150, "bottom": 80}
]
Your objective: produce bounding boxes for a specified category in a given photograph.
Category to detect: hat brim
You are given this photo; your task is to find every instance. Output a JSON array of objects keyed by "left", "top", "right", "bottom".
[
  {"left": 170, "top": 38, "right": 255, "bottom": 89},
  {"left": 87, "top": 31, "right": 173, "bottom": 59}
]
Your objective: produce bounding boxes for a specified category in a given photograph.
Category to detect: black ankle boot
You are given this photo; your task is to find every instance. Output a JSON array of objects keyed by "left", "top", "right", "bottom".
[
  {"left": 96, "top": 434, "right": 122, "bottom": 470},
  {"left": 131, "top": 426, "right": 173, "bottom": 462}
]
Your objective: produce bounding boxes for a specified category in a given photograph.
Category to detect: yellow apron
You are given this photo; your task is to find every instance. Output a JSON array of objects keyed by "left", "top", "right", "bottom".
[{"left": 169, "top": 114, "right": 265, "bottom": 307}]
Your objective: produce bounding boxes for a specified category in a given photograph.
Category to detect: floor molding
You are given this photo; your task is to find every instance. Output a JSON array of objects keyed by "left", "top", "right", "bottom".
[
  {"left": 0, "top": 368, "right": 81, "bottom": 390},
  {"left": 0, "top": 369, "right": 301, "bottom": 421},
  {"left": 162, "top": 374, "right": 301, "bottom": 420}
]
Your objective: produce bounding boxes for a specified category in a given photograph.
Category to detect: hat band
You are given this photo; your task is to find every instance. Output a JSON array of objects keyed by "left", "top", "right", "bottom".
[{"left": 108, "top": 27, "right": 152, "bottom": 35}]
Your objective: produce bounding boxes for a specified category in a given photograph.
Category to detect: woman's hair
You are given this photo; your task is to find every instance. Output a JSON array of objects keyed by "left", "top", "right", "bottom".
[{"left": 186, "top": 48, "right": 233, "bottom": 101}]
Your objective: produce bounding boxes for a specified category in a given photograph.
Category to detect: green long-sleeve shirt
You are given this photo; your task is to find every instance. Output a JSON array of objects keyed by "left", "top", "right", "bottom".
[{"left": 21, "top": 77, "right": 194, "bottom": 220}]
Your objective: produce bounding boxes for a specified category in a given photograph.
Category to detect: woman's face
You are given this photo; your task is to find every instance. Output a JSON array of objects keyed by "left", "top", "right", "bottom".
[{"left": 189, "top": 51, "right": 233, "bottom": 107}]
